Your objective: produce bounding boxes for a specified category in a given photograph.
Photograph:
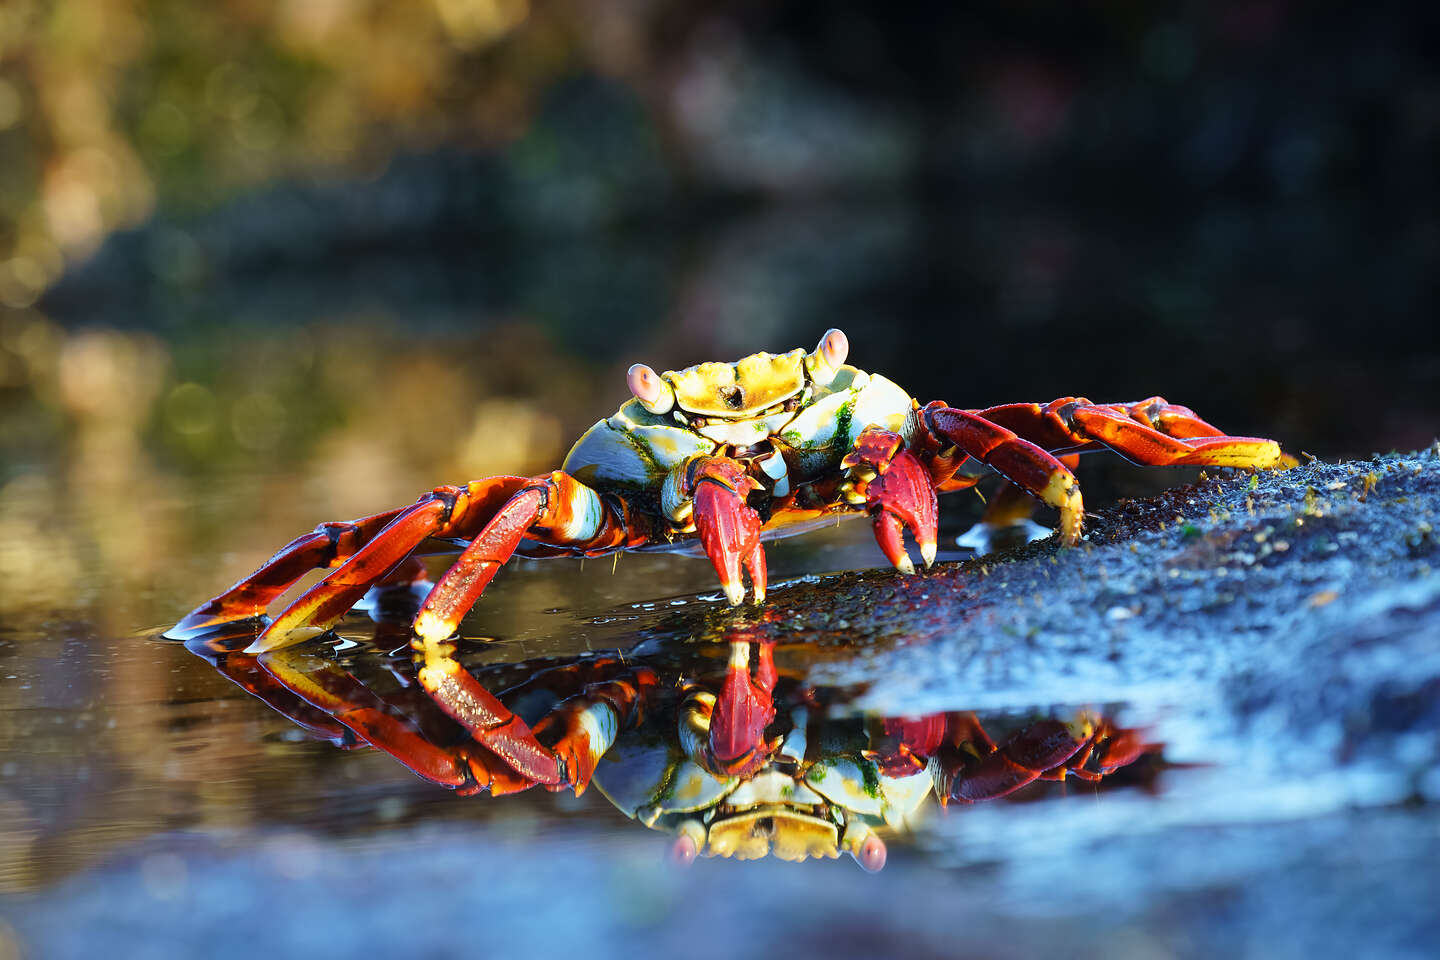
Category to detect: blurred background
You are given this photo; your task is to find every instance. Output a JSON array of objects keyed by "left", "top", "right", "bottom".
[
  {"left": 3, "top": 0, "right": 1438, "bottom": 621},
  {"left": 1, "top": 0, "right": 1439, "bottom": 923}
]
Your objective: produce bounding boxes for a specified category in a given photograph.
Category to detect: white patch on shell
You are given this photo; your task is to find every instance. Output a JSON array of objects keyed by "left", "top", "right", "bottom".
[
  {"left": 723, "top": 768, "right": 825, "bottom": 808},
  {"left": 877, "top": 768, "right": 934, "bottom": 827},
  {"left": 647, "top": 760, "right": 736, "bottom": 818},
  {"left": 591, "top": 740, "right": 675, "bottom": 819},
  {"left": 757, "top": 449, "right": 790, "bottom": 497},
  {"left": 846, "top": 373, "right": 915, "bottom": 446},
  {"left": 805, "top": 758, "right": 884, "bottom": 817},
  {"left": 561, "top": 402, "right": 713, "bottom": 491},
  {"left": 779, "top": 708, "right": 808, "bottom": 762},
  {"left": 660, "top": 463, "right": 691, "bottom": 523}
]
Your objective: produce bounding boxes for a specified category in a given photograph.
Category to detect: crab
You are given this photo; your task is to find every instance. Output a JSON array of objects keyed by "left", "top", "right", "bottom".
[
  {"left": 187, "top": 615, "right": 1160, "bottom": 869},
  {"left": 169, "top": 329, "right": 1284, "bottom": 758}
]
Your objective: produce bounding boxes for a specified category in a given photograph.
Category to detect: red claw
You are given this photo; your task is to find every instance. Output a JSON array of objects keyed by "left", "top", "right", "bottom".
[
  {"left": 862, "top": 447, "right": 939, "bottom": 573},
  {"left": 709, "top": 641, "right": 776, "bottom": 776},
  {"left": 691, "top": 458, "right": 767, "bottom": 605}
]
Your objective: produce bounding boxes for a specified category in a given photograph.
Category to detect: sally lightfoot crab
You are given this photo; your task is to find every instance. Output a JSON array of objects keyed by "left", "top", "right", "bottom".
[{"left": 169, "top": 329, "right": 1285, "bottom": 747}]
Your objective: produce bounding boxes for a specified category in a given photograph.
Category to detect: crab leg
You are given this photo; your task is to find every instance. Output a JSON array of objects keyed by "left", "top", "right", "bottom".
[
  {"left": 949, "top": 717, "right": 1092, "bottom": 803},
  {"left": 259, "top": 646, "right": 496, "bottom": 792},
  {"left": 409, "top": 472, "right": 641, "bottom": 781},
  {"left": 166, "top": 507, "right": 407, "bottom": 640},
  {"left": 167, "top": 477, "right": 532, "bottom": 641},
  {"left": 841, "top": 427, "right": 939, "bottom": 573},
  {"left": 530, "top": 665, "right": 658, "bottom": 794},
  {"left": 972, "top": 397, "right": 1287, "bottom": 468},
  {"left": 184, "top": 635, "right": 355, "bottom": 745},
  {"left": 413, "top": 472, "right": 636, "bottom": 642},
  {"left": 921, "top": 403, "right": 1088, "bottom": 545}
]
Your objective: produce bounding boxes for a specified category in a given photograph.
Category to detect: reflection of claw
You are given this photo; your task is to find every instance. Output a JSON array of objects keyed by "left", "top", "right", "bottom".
[
  {"left": 845, "top": 432, "right": 938, "bottom": 573},
  {"left": 691, "top": 458, "right": 767, "bottom": 605}
]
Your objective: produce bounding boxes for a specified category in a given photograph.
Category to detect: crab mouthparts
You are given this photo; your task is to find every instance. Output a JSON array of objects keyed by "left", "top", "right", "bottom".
[{"left": 703, "top": 804, "right": 840, "bottom": 862}]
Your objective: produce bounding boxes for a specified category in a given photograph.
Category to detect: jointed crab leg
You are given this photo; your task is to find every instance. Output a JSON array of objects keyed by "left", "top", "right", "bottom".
[
  {"left": 167, "top": 477, "right": 533, "bottom": 642},
  {"left": 402, "top": 472, "right": 643, "bottom": 778},
  {"left": 921, "top": 402, "right": 1088, "bottom": 545},
  {"left": 166, "top": 506, "right": 409, "bottom": 639},
  {"left": 413, "top": 471, "right": 640, "bottom": 642},
  {"left": 530, "top": 664, "right": 658, "bottom": 794},
  {"left": 237, "top": 472, "right": 635, "bottom": 654},
  {"left": 973, "top": 397, "right": 1286, "bottom": 468},
  {"left": 259, "top": 646, "right": 491, "bottom": 791}
]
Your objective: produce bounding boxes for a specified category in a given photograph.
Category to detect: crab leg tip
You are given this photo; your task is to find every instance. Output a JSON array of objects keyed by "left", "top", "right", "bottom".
[
  {"left": 920, "top": 540, "right": 937, "bottom": 568},
  {"left": 413, "top": 610, "right": 453, "bottom": 644},
  {"left": 243, "top": 625, "right": 327, "bottom": 655},
  {"left": 722, "top": 581, "right": 746, "bottom": 606}
]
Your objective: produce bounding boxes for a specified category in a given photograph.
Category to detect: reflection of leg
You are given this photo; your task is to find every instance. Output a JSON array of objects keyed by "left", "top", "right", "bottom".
[
  {"left": 184, "top": 635, "right": 353, "bottom": 744},
  {"left": 260, "top": 646, "right": 488, "bottom": 791},
  {"left": 955, "top": 455, "right": 1078, "bottom": 556},
  {"left": 531, "top": 665, "right": 657, "bottom": 795},
  {"left": 947, "top": 717, "right": 1091, "bottom": 803}
]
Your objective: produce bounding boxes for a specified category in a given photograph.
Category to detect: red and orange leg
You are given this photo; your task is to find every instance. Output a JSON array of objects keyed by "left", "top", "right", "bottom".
[
  {"left": 921, "top": 396, "right": 1286, "bottom": 547},
  {"left": 921, "top": 402, "right": 1087, "bottom": 545},
  {"left": 165, "top": 505, "right": 410, "bottom": 640},
  {"left": 972, "top": 397, "right": 1289, "bottom": 469},
  {"left": 259, "top": 645, "right": 504, "bottom": 792},
  {"left": 256, "top": 645, "right": 656, "bottom": 796},
  {"left": 211, "top": 471, "right": 635, "bottom": 655},
  {"left": 165, "top": 477, "right": 532, "bottom": 643}
]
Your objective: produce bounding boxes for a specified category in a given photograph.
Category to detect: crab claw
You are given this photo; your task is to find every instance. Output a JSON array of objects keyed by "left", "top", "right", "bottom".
[
  {"left": 691, "top": 459, "right": 767, "bottom": 605},
  {"left": 709, "top": 641, "right": 776, "bottom": 776},
  {"left": 851, "top": 444, "right": 938, "bottom": 574}
]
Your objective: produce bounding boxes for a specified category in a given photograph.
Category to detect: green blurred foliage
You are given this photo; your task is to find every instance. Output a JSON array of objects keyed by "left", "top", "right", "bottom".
[{"left": 0, "top": 0, "right": 606, "bottom": 305}]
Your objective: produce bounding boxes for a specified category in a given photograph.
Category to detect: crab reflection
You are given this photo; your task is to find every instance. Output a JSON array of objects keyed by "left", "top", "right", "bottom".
[{"left": 184, "top": 609, "right": 1162, "bottom": 870}]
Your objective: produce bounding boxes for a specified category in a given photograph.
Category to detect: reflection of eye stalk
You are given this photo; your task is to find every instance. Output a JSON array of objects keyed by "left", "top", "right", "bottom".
[{"left": 183, "top": 619, "right": 1161, "bottom": 872}]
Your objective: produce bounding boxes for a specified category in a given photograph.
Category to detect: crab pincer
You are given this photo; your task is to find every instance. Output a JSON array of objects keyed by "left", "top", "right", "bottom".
[
  {"left": 842, "top": 427, "right": 939, "bottom": 574},
  {"left": 690, "top": 457, "right": 768, "bottom": 605}
]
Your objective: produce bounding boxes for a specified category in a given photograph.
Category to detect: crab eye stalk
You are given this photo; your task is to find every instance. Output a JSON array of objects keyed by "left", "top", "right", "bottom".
[
  {"left": 627, "top": 363, "right": 675, "bottom": 415},
  {"left": 806, "top": 328, "right": 849, "bottom": 385},
  {"left": 857, "top": 833, "right": 887, "bottom": 872},
  {"left": 843, "top": 820, "right": 886, "bottom": 872}
]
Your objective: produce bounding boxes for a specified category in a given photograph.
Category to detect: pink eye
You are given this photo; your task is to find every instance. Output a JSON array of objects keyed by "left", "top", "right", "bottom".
[
  {"left": 817, "top": 328, "right": 849, "bottom": 370},
  {"left": 627, "top": 363, "right": 674, "bottom": 414},
  {"left": 670, "top": 832, "right": 699, "bottom": 865},
  {"left": 857, "top": 834, "right": 886, "bottom": 872}
]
